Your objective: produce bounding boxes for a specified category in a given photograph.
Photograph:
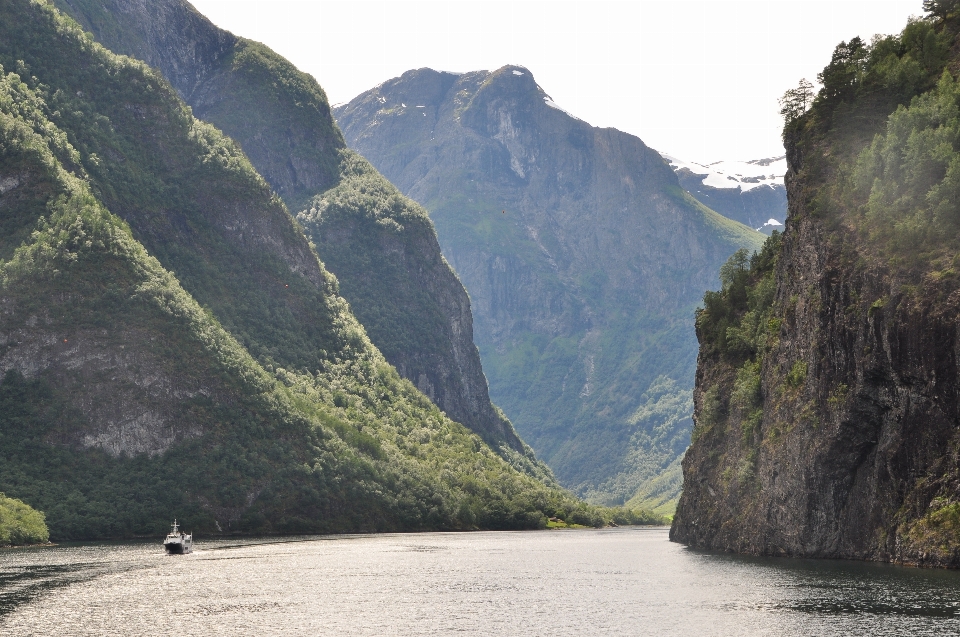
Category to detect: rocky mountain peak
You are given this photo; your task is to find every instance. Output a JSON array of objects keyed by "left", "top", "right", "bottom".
[{"left": 335, "top": 65, "right": 763, "bottom": 510}]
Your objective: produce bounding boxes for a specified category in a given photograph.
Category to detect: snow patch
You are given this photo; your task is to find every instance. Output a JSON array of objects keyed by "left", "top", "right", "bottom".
[
  {"left": 662, "top": 153, "right": 786, "bottom": 192},
  {"left": 543, "top": 96, "right": 582, "bottom": 121},
  {"left": 513, "top": 70, "right": 524, "bottom": 76},
  {"left": 756, "top": 218, "right": 785, "bottom": 231}
]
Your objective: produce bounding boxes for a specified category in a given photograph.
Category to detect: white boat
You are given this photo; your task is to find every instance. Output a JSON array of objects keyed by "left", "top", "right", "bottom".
[{"left": 162, "top": 519, "right": 193, "bottom": 555}]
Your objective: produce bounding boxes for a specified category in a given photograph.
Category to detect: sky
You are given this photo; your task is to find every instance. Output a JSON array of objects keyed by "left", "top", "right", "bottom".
[{"left": 188, "top": 0, "right": 922, "bottom": 164}]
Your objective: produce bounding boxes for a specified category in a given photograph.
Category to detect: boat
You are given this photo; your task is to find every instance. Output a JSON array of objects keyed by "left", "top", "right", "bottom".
[{"left": 162, "top": 519, "right": 193, "bottom": 555}]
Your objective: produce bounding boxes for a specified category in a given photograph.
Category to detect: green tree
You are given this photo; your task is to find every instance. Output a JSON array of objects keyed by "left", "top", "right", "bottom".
[
  {"left": 0, "top": 494, "right": 49, "bottom": 545},
  {"left": 779, "top": 78, "right": 815, "bottom": 123},
  {"left": 817, "top": 37, "right": 868, "bottom": 103},
  {"left": 923, "top": 0, "right": 960, "bottom": 19},
  {"left": 719, "top": 248, "right": 751, "bottom": 290}
]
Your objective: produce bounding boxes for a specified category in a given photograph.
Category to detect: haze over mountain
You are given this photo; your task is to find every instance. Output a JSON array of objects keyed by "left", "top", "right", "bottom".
[{"left": 335, "top": 66, "right": 764, "bottom": 512}]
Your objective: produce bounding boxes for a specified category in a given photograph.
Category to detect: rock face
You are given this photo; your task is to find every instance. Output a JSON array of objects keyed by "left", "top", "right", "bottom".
[
  {"left": 53, "top": 0, "right": 341, "bottom": 210},
  {"left": 54, "top": 0, "right": 539, "bottom": 465},
  {"left": 335, "top": 66, "right": 764, "bottom": 507},
  {"left": 296, "top": 152, "right": 547, "bottom": 474},
  {"left": 672, "top": 150, "right": 960, "bottom": 566},
  {"left": 672, "top": 15, "right": 960, "bottom": 566}
]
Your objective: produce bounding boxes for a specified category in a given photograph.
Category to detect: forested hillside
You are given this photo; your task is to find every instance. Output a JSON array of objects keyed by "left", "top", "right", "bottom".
[
  {"left": 0, "top": 0, "right": 607, "bottom": 540},
  {"left": 673, "top": 4, "right": 960, "bottom": 566},
  {"left": 335, "top": 66, "right": 764, "bottom": 513},
  {"left": 52, "top": 0, "right": 544, "bottom": 473}
]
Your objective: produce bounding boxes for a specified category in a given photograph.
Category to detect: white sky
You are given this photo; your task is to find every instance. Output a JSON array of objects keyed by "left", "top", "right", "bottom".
[{"left": 188, "top": 0, "right": 921, "bottom": 163}]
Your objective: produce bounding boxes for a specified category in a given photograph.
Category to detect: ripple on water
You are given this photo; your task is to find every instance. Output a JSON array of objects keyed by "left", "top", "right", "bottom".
[{"left": 1, "top": 528, "right": 959, "bottom": 636}]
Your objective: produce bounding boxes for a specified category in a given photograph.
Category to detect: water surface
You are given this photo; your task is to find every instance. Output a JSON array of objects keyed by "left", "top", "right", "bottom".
[{"left": 1, "top": 528, "right": 958, "bottom": 635}]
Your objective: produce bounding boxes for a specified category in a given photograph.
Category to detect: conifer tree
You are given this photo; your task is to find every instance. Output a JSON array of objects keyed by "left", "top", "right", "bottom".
[
  {"left": 779, "top": 78, "right": 814, "bottom": 123},
  {"left": 923, "top": 0, "right": 960, "bottom": 19}
]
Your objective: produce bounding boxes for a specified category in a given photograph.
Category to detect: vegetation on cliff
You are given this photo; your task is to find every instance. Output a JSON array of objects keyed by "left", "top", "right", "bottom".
[
  {"left": 674, "top": 3, "right": 960, "bottom": 565},
  {"left": 53, "top": 0, "right": 344, "bottom": 211},
  {"left": 0, "top": 0, "right": 657, "bottom": 540},
  {"left": 692, "top": 232, "right": 782, "bottom": 448},
  {"left": 297, "top": 150, "right": 551, "bottom": 480}
]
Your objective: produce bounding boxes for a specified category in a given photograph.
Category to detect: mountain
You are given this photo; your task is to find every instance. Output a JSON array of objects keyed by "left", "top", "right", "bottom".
[
  {"left": 51, "top": 0, "right": 546, "bottom": 476},
  {"left": 0, "top": 0, "right": 580, "bottom": 539},
  {"left": 672, "top": 11, "right": 960, "bottom": 566},
  {"left": 664, "top": 154, "right": 787, "bottom": 234},
  {"left": 334, "top": 66, "right": 765, "bottom": 512}
]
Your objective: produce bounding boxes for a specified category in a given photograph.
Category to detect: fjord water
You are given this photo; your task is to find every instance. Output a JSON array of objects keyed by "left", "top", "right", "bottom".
[{"left": 1, "top": 528, "right": 957, "bottom": 636}]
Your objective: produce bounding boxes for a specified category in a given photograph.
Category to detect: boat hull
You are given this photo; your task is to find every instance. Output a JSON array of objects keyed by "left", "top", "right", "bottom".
[
  {"left": 162, "top": 520, "right": 192, "bottom": 554},
  {"left": 163, "top": 539, "right": 192, "bottom": 555}
]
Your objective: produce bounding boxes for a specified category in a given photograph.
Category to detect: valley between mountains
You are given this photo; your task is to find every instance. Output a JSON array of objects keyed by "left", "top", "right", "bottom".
[
  {"left": 10, "top": 0, "right": 953, "bottom": 572},
  {"left": 334, "top": 66, "right": 765, "bottom": 511},
  {"left": 0, "top": 0, "right": 784, "bottom": 544}
]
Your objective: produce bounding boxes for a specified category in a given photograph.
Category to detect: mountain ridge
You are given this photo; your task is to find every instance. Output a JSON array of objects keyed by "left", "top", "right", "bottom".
[
  {"left": 0, "top": 0, "right": 585, "bottom": 539},
  {"left": 335, "top": 64, "right": 764, "bottom": 511},
  {"left": 52, "top": 0, "right": 546, "bottom": 474}
]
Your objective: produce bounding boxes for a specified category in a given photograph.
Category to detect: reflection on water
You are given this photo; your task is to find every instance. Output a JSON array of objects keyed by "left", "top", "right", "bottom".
[{"left": 1, "top": 528, "right": 958, "bottom": 636}]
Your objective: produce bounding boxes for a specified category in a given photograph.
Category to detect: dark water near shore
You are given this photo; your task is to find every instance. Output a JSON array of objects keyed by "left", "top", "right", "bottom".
[{"left": 1, "top": 527, "right": 958, "bottom": 636}]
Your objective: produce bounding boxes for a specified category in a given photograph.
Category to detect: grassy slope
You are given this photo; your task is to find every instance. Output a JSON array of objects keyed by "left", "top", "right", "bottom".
[
  {"left": 0, "top": 1, "right": 351, "bottom": 376},
  {"left": 0, "top": 0, "right": 595, "bottom": 539}
]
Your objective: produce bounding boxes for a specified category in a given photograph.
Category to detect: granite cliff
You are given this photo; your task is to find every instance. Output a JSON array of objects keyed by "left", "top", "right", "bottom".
[
  {"left": 673, "top": 9, "right": 960, "bottom": 566},
  {"left": 335, "top": 66, "right": 764, "bottom": 510}
]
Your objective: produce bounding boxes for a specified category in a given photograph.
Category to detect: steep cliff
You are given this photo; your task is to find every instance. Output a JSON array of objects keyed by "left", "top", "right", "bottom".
[
  {"left": 52, "top": 0, "right": 540, "bottom": 468},
  {"left": 297, "top": 151, "right": 549, "bottom": 479},
  {"left": 335, "top": 66, "right": 764, "bottom": 509},
  {"left": 0, "top": 0, "right": 569, "bottom": 539},
  {"left": 673, "top": 10, "right": 960, "bottom": 566},
  {"left": 53, "top": 0, "right": 341, "bottom": 210}
]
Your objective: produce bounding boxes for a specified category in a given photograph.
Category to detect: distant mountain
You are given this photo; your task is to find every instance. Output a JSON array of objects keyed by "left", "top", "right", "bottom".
[
  {"left": 52, "top": 0, "right": 548, "bottom": 478},
  {"left": 664, "top": 154, "right": 787, "bottom": 234},
  {"left": 0, "top": 0, "right": 572, "bottom": 539},
  {"left": 335, "top": 65, "right": 764, "bottom": 512}
]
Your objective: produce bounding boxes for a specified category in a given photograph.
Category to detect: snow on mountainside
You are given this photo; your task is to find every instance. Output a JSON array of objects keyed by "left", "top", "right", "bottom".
[
  {"left": 662, "top": 154, "right": 786, "bottom": 192},
  {"left": 660, "top": 153, "right": 787, "bottom": 234}
]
